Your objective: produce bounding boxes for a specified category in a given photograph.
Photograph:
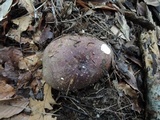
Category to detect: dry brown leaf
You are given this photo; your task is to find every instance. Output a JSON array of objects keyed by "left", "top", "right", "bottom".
[
  {"left": 33, "top": 30, "right": 42, "bottom": 43},
  {"left": 131, "top": 99, "right": 142, "bottom": 113},
  {"left": 30, "top": 80, "right": 40, "bottom": 94},
  {"left": 84, "top": 9, "right": 95, "bottom": 16},
  {"left": 3, "top": 113, "right": 30, "bottom": 120},
  {"left": 6, "top": 15, "right": 32, "bottom": 43},
  {"left": 19, "top": 0, "right": 34, "bottom": 14},
  {"left": 6, "top": 29, "right": 21, "bottom": 43},
  {"left": 17, "top": 72, "right": 32, "bottom": 88},
  {"left": 125, "top": 55, "right": 142, "bottom": 67},
  {"left": 144, "top": 0, "right": 160, "bottom": 6},
  {"left": 137, "top": 2, "right": 147, "bottom": 16},
  {"left": 124, "top": 10, "right": 155, "bottom": 30},
  {"left": 113, "top": 80, "right": 137, "bottom": 98},
  {"left": 88, "top": 1, "right": 116, "bottom": 11},
  {"left": 0, "top": 47, "right": 23, "bottom": 66},
  {"left": 110, "top": 25, "right": 126, "bottom": 40},
  {"left": 31, "top": 69, "right": 42, "bottom": 94},
  {"left": 156, "top": 26, "right": 160, "bottom": 45},
  {"left": 115, "top": 13, "right": 130, "bottom": 41},
  {"left": 18, "top": 59, "right": 28, "bottom": 70},
  {"left": 29, "top": 83, "right": 56, "bottom": 120},
  {"left": 0, "top": 79, "right": 15, "bottom": 100},
  {"left": 38, "top": 27, "right": 53, "bottom": 45},
  {"left": 24, "top": 55, "right": 39, "bottom": 67},
  {"left": 76, "top": 0, "right": 89, "bottom": 9},
  {"left": 116, "top": 60, "right": 143, "bottom": 97},
  {"left": 12, "top": 15, "right": 32, "bottom": 32},
  {"left": 0, "top": 98, "right": 29, "bottom": 119},
  {"left": 0, "top": 0, "right": 13, "bottom": 21},
  {"left": 113, "top": 80, "right": 141, "bottom": 112},
  {"left": 18, "top": 53, "right": 42, "bottom": 70},
  {"left": 117, "top": 82, "right": 137, "bottom": 98},
  {"left": 0, "top": 47, "right": 23, "bottom": 81}
]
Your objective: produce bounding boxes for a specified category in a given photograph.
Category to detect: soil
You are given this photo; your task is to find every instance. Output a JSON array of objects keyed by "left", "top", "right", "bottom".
[{"left": 53, "top": 80, "right": 144, "bottom": 120}]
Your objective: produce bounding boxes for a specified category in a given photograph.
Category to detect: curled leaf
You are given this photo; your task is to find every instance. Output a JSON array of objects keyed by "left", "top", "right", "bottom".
[{"left": 29, "top": 83, "right": 57, "bottom": 120}]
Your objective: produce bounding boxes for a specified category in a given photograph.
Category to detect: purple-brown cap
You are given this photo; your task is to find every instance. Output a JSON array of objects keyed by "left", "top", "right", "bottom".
[{"left": 43, "top": 35, "right": 113, "bottom": 91}]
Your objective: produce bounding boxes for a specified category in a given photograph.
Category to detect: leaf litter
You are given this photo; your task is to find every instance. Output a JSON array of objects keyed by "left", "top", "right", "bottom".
[
  {"left": 29, "top": 83, "right": 57, "bottom": 120},
  {"left": 0, "top": 0, "right": 160, "bottom": 120},
  {"left": 0, "top": 98, "right": 29, "bottom": 119}
]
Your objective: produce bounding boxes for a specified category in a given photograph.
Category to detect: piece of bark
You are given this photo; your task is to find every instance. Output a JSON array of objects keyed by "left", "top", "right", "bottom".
[{"left": 140, "top": 30, "right": 160, "bottom": 120}]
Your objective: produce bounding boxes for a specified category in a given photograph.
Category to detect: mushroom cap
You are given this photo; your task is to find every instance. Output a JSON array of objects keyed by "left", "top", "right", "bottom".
[{"left": 43, "top": 35, "right": 112, "bottom": 91}]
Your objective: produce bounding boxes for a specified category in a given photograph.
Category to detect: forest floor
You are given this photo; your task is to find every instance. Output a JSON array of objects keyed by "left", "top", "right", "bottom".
[{"left": 0, "top": 0, "right": 160, "bottom": 120}]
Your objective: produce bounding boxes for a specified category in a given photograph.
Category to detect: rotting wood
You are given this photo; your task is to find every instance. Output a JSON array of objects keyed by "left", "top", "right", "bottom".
[{"left": 140, "top": 30, "right": 160, "bottom": 120}]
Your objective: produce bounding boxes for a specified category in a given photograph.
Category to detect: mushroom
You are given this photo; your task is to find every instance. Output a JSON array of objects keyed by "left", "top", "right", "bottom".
[{"left": 43, "top": 35, "right": 113, "bottom": 91}]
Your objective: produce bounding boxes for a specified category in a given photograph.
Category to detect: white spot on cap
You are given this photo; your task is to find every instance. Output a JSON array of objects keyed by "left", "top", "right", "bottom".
[
  {"left": 61, "top": 77, "right": 64, "bottom": 80},
  {"left": 101, "top": 44, "right": 111, "bottom": 54},
  {"left": 82, "top": 65, "right": 86, "bottom": 69}
]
